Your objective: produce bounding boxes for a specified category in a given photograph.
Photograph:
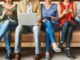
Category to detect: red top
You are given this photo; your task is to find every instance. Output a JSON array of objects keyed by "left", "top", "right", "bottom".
[{"left": 59, "top": 2, "right": 74, "bottom": 27}]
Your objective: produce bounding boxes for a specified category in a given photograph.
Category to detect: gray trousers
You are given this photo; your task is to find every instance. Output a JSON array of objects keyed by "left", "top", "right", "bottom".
[{"left": 14, "top": 25, "right": 41, "bottom": 54}]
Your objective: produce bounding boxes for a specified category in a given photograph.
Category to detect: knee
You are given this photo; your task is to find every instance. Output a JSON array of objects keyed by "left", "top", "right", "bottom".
[
  {"left": 15, "top": 25, "right": 23, "bottom": 32},
  {"left": 33, "top": 26, "right": 40, "bottom": 31},
  {"left": 45, "top": 21, "right": 52, "bottom": 27},
  {"left": 4, "top": 20, "right": 10, "bottom": 26},
  {"left": 46, "top": 21, "right": 51, "bottom": 25},
  {"left": 68, "top": 26, "right": 73, "bottom": 32},
  {"left": 63, "top": 21, "right": 69, "bottom": 27}
]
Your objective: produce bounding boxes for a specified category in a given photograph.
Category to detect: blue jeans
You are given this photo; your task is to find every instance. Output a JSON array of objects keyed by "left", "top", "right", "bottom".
[
  {"left": 14, "top": 25, "right": 41, "bottom": 54},
  {"left": 75, "top": 16, "right": 80, "bottom": 29},
  {"left": 0, "top": 20, "right": 17, "bottom": 54},
  {"left": 43, "top": 21, "right": 59, "bottom": 52},
  {"left": 61, "top": 21, "right": 75, "bottom": 48}
]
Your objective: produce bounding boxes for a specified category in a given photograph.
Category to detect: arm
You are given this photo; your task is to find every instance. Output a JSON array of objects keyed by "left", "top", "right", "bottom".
[
  {"left": 9, "top": 4, "right": 18, "bottom": 20},
  {"left": 57, "top": 3, "right": 63, "bottom": 19},
  {"left": 0, "top": 9, "right": 7, "bottom": 19},
  {"left": 69, "top": 2, "right": 76, "bottom": 18},
  {"left": 51, "top": 16, "right": 58, "bottom": 21},
  {"left": 17, "top": 2, "right": 22, "bottom": 13},
  {"left": 57, "top": 3, "right": 67, "bottom": 19},
  {"left": 51, "top": 4, "right": 58, "bottom": 21},
  {"left": 37, "top": 1, "right": 42, "bottom": 22},
  {"left": 51, "top": 9, "right": 58, "bottom": 21},
  {"left": 71, "top": 2, "right": 76, "bottom": 18},
  {"left": 37, "top": 1, "right": 42, "bottom": 26}
]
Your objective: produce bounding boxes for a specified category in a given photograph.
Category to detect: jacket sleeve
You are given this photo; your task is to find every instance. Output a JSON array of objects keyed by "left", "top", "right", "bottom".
[
  {"left": 37, "top": 1, "right": 42, "bottom": 23},
  {"left": 17, "top": 2, "right": 22, "bottom": 13}
]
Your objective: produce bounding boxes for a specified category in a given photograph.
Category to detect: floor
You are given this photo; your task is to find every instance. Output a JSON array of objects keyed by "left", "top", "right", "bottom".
[{"left": 0, "top": 47, "right": 80, "bottom": 60}]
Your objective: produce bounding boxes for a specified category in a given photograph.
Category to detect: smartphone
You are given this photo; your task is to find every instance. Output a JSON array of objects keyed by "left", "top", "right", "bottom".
[{"left": 45, "top": 16, "right": 51, "bottom": 20}]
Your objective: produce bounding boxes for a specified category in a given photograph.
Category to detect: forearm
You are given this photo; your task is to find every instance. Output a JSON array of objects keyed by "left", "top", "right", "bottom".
[
  {"left": 71, "top": 13, "right": 75, "bottom": 18},
  {"left": 59, "top": 13, "right": 64, "bottom": 19},
  {"left": 72, "top": 2, "right": 76, "bottom": 18},
  {"left": 38, "top": 18, "right": 42, "bottom": 23},
  {"left": 57, "top": 3, "right": 64, "bottom": 19},
  {"left": 37, "top": 14, "right": 42, "bottom": 22},
  {"left": 51, "top": 17, "right": 58, "bottom": 21},
  {"left": 37, "top": 19, "right": 42, "bottom": 27}
]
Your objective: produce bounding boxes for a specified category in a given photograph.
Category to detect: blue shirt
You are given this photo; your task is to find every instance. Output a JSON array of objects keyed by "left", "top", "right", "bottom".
[{"left": 41, "top": 4, "right": 59, "bottom": 25}]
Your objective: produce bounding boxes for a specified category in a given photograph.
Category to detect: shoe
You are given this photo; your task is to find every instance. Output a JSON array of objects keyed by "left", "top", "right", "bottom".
[
  {"left": 53, "top": 47, "right": 61, "bottom": 53},
  {"left": 15, "top": 53, "right": 20, "bottom": 60},
  {"left": 34, "top": 54, "right": 41, "bottom": 60},
  {"left": 59, "top": 41, "right": 64, "bottom": 50},
  {"left": 45, "top": 55, "right": 50, "bottom": 60},
  {"left": 5, "top": 53, "right": 11, "bottom": 59},
  {"left": 66, "top": 49, "right": 75, "bottom": 59}
]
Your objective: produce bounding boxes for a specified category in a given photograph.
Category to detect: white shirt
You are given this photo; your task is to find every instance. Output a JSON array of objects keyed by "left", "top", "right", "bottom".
[{"left": 26, "top": 2, "right": 32, "bottom": 13}]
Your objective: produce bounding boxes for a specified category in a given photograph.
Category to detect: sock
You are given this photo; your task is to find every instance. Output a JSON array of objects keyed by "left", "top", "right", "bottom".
[{"left": 52, "top": 43, "right": 58, "bottom": 49}]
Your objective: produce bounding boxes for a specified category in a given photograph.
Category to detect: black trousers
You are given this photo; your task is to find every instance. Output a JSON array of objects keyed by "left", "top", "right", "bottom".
[{"left": 60, "top": 20, "right": 75, "bottom": 48}]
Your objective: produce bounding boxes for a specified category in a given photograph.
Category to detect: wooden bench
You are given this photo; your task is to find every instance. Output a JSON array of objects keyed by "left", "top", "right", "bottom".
[
  {"left": 0, "top": 1, "right": 80, "bottom": 47},
  {"left": 1, "top": 30, "right": 80, "bottom": 47}
]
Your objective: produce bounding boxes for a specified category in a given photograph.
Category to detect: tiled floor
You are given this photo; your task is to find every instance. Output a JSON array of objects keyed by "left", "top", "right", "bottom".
[{"left": 0, "top": 48, "right": 80, "bottom": 60}]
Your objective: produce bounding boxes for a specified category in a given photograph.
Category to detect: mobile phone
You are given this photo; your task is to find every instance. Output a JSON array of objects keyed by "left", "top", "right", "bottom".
[{"left": 45, "top": 16, "right": 51, "bottom": 20}]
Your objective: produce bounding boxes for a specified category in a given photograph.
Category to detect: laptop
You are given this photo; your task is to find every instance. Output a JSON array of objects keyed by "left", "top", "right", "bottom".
[{"left": 18, "top": 13, "right": 38, "bottom": 26}]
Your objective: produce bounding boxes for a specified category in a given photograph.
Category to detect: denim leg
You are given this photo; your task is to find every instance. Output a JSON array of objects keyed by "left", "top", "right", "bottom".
[
  {"left": 44, "top": 21, "right": 55, "bottom": 43},
  {"left": 4, "top": 29, "right": 11, "bottom": 54},
  {"left": 45, "top": 28, "right": 51, "bottom": 52},
  {"left": 33, "top": 26, "right": 41, "bottom": 54},
  {"left": 61, "top": 21, "right": 69, "bottom": 42},
  {"left": 3, "top": 20, "right": 17, "bottom": 54},
  {"left": 0, "top": 20, "right": 10, "bottom": 39},
  {"left": 14, "top": 25, "right": 23, "bottom": 53},
  {"left": 9, "top": 20, "right": 18, "bottom": 29},
  {"left": 66, "top": 26, "right": 73, "bottom": 48}
]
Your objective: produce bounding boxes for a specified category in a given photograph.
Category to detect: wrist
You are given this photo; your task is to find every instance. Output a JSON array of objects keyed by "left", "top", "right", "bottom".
[
  {"left": 61, "top": 13, "right": 64, "bottom": 17},
  {"left": 38, "top": 20, "right": 42, "bottom": 23},
  {"left": 51, "top": 16, "right": 54, "bottom": 20},
  {"left": 38, "top": 19, "right": 42, "bottom": 23}
]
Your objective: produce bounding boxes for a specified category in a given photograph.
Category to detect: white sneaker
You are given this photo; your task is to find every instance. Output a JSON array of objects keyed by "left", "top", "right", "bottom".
[
  {"left": 53, "top": 47, "right": 61, "bottom": 53},
  {"left": 45, "top": 55, "right": 50, "bottom": 60}
]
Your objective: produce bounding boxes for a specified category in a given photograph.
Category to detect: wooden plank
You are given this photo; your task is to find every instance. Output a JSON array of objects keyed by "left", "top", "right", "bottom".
[{"left": 0, "top": 42, "right": 80, "bottom": 47}]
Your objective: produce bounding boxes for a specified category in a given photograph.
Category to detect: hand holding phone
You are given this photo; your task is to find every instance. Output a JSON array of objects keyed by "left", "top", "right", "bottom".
[{"left": 45, "top": 16, "right": 51, "bottom": 20}]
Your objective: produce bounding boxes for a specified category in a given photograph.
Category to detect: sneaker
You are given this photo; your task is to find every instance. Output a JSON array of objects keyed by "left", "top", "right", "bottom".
[
  {"left": 45, "top": 55, "right": 50, "bottom": 60},
  {"left": 53, "top": 47, "right": 61, "bottom": 53}
]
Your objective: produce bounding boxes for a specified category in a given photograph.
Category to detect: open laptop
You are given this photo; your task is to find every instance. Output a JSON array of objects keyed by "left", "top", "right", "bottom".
[{"left": 18, "top": 13, "right": 38, "bottom": 26}]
